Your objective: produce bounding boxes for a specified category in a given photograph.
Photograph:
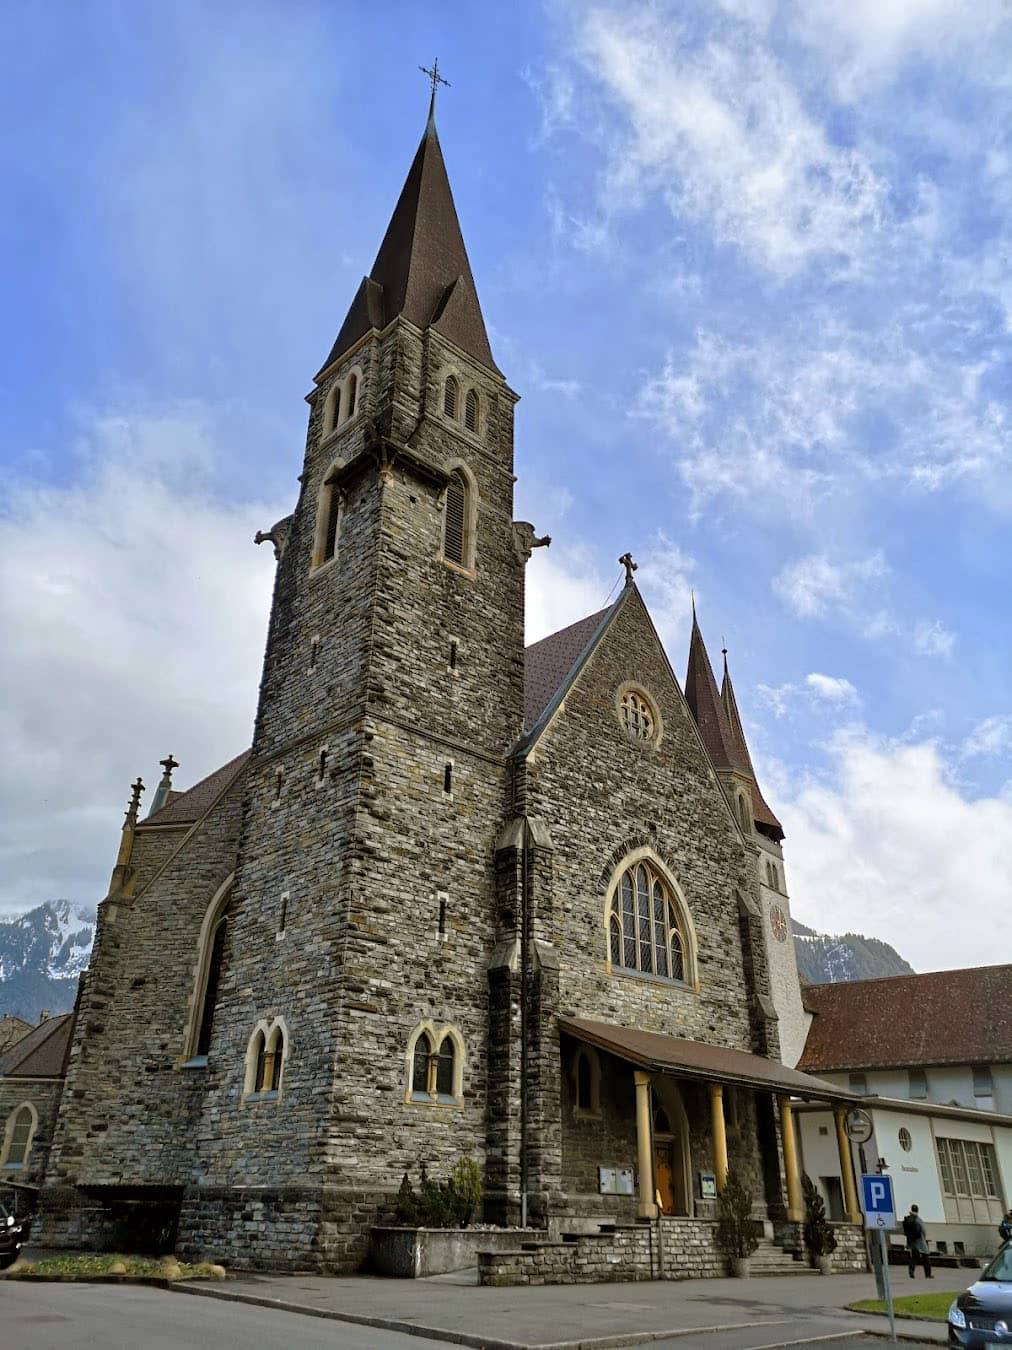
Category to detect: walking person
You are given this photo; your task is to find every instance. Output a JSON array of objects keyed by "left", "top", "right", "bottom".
[
  {"left": 902, "top": 1204, "right": 932, "bottom": 1278},
  {"left": 999, "top": 1210, "right": 1012, "bottom": 1245}
]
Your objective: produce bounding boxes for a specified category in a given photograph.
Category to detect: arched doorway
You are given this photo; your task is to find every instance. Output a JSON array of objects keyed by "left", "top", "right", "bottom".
[{"left": 651, "top": 1080, "right": 691, "bottom": 1216}]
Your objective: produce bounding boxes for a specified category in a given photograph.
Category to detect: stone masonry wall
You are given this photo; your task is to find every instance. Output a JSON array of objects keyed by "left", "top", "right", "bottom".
[
  {"left": 0, "top": 1078, "right": 63, "bottom": 1195},
  {"left": 43, "top": 781, "right": 244, "bottom": 1202},
  {"left": 478, "top": 1218, "right": 726, "bottom": 1286}
]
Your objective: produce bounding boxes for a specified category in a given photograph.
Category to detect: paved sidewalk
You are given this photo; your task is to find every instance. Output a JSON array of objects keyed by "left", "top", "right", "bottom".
[{"left": 174, "top": 1266, "right": 964, "bottom": 1349}]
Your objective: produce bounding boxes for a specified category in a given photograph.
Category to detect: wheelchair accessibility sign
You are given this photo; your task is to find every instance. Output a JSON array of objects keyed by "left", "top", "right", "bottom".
[{"left": 861, "top": 1174, "right": 896, "bottom": 1230}]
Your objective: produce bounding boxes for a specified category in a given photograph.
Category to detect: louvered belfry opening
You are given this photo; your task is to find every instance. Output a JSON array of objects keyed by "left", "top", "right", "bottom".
[
  {"left": 443, "top": 472, "right": 467, "bottom": 565},
  {"left": 444, "top": 374, "right": 458, "bottom": 418},
  {"left": 464, "top": 388, "right": 479, "bottom": 433},
  {"left": 322, "top": 486, "right": 340, "bottom": 563}
]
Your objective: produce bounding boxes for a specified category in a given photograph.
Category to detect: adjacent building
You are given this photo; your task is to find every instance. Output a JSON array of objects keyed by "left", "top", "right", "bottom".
[{"left": 796, "top": 966, "right": 1012, "bottom": 1258}]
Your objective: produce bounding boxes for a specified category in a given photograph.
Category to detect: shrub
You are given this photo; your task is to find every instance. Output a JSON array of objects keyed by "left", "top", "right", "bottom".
[
  {"left": 802, "top": 1173, "right": 838, "bottom": 1260},
  {"left": 394, "top": 1157, "right": 483, "bottom": 1228},
  {"left": 717, "top": 1166, "right": 760, "bottom": 1259}
]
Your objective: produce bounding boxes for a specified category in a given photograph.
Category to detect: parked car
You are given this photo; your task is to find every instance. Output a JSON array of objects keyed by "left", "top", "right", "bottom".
[
  {"left": 0, "top": 1201, "right": 32, "bottom": 1269},
  {"left": 949, "top": 1242, "right": 1012, "bottom": 1346}
]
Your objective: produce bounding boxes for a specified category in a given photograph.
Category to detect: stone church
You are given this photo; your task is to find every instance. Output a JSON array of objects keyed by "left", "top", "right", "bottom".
[{"left": 28, "top": 103, "right": 862, "bottom": 1276}]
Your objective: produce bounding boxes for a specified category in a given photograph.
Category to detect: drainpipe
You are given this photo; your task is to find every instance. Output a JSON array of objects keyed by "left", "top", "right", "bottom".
[{"left": 519, "top": 813, "right": 531, "bottom": 1228}]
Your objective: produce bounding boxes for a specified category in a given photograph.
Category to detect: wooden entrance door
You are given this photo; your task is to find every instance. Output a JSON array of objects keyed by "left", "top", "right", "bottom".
[{"left": 654, "top": 1142, "right": 677, "bottom": 1215}]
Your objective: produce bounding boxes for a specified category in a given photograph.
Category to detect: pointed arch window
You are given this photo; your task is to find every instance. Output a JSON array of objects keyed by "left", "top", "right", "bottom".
[
  {"left": 196, "top": 908, "right": 228, "bottom": 1057},
  {"left": 464, "top": 388, "right": 480, "bottom": 434},
  {"left": 346, "top": 372, "right": 358, "bottom": 420},
  {"left": 444, "top": 375, "right": 459, "bottom": 418},
  {"left": 407, "top": 1024, "right": 464, "bottom": 1105},
  {"left": 244, "top": 1020, "right": 287, "bottom": 1100},
  {"left": 2, "top": 1104, "right": 36, "bottom": 1169},
  {"left": 313, "top": 472, "right": 343, "bottom": 570},
  {"left": 443, "top": 471, "right": 469, "bottom": 567},
  {"left": 327, "top": 384, "right": 342, "bottom": 434},
  {"left": 607, "top": 858, "right": 690, "bottom": 985},
  {"left": 412, "top": 1032, "right": 433, "bottom": 1100}
]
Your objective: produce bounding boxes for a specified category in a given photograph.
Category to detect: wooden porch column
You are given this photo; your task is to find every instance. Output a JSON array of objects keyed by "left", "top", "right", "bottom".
[
  {"left": 834, "top": 1104, "right": 862, "bottom": 1223},
  {"left": 778, "top": 1095, "right": 803, "bottom": 1222},
  {"left": 634, "top": 1070, "right": 657, "bottom": 1219},
  {"left": 709, "top": 1083, "right": 728, "bottom": 1192}
]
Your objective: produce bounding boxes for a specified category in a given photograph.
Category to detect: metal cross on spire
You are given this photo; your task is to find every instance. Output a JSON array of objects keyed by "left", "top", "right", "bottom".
[{"left": 419, "top": 57, "right": 450, "bottom": 120}]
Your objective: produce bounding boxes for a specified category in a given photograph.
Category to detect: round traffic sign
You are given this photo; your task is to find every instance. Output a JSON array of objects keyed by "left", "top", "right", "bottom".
[{"left": 845, "top": 1108, "right": 873, "bottom": 1143}]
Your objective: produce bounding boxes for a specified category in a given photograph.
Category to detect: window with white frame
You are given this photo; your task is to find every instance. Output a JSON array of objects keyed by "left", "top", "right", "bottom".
[{"left": 936, "top": 1137, "right": 1001, "bottom": 1200}]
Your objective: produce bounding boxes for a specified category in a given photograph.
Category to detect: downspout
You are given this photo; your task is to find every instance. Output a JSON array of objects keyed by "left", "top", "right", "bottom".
[{"left": 520, "top": 811, "right": 531, "bottom": 1228}]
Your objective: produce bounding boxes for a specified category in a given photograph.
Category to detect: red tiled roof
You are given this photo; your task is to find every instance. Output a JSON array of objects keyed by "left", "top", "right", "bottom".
[
  {"left": 523, "top": 605, "right": 615, "bottom": 731},
  {"left": 799, "top": 965, "right": 1012, "bottom": 1072},
  {"left": 0, "top": 1013, "right": 73, "bottom": 1079},
  {"left": 140, "top": 750, "right": 250, "bottom": 828}
]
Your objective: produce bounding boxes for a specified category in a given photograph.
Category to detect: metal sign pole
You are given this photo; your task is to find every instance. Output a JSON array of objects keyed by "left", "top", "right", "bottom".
[{"left": 879, "top": 1228, "right": 896, "bottom": 1343}]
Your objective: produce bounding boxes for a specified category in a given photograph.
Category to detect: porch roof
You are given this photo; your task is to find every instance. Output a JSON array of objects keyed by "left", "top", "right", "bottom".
[{"left": 560, "top": 1017, "right": 855, "bottom": 1102}]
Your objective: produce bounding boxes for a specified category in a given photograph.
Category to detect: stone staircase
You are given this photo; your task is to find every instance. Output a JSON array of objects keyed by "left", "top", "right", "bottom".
[{"left": 748, "top": 1236, "right": 817, "bottom": 1277}]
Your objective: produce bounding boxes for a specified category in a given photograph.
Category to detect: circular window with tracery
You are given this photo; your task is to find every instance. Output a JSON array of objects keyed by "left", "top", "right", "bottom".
[
  {"left": 770, "top": 905, "right": 788, "bottom": 943},
  {"left": 899, "top": 1127, "right": 912, "bottom": 1152},
  {"left": 620, "top": 688, "right": 657, "bottom": 743}
]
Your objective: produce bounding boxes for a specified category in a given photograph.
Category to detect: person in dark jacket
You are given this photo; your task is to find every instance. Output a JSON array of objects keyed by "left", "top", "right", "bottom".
[
  {"left": 999, "top": 1211, "right": 1012, "bottom": 1244},
  {"left": 902, "top": 1205, "right": 932, "bottom": 1278}
]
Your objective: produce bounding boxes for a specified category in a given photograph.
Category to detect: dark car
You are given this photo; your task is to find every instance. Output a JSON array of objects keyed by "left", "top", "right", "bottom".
[
  {"left": 949, "top": 1243, "right": 1012, "bottom": 1346},
  {"left": 0, "top": 1200, "right": 32, "bottom": 1269}
]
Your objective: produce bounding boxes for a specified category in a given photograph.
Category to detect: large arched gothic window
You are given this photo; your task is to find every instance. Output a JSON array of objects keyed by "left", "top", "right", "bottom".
[
  {"left": 184, "top": 877, "right": 233, "bottom": 1063},
  {"left": 195, "top": 908, "right": 228, "bottom": 1056},
  {"left": 607, "top": 858, "right": 690, "bottom": 984},
  {"left": 1, "top": 1104, "right": 36, "bottom": 1169}
]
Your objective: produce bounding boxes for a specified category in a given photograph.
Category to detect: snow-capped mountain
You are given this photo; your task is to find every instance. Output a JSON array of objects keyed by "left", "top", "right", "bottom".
[
  {"left": 791, "top": 918, "right": 914, "bottom": 984},
  {"left": 0, "top": 900, "right": 95, "bottom": 1022}
]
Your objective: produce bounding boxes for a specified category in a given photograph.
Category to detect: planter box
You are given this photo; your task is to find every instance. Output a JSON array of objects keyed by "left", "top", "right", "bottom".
[{"left": 370, "top": 1227, "right": 546, "bottom": 1278}]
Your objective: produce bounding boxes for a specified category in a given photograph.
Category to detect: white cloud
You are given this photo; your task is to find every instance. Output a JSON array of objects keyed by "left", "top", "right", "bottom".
[
  {"left": 524, "top": 544, "right": 613, "bottom": 646},
  {"left": 575, "top": 4, "right": 884, "bottom": 275},
  {"left": 773, "top": 552, "right": 886, "bottom": 618},
  {"left": 781, "top": 724, "right": 1012, "bottom": 970},
  {"left": 805, "top": 673, "right": 860, "bottom": 704},
  {"left": 912, "top": 618, "right": 956, "bottom": 658},
  {"left": 0, "top": 407, "right": 286, "bottom": 915},
  {"left": 962, "top": 714, "right": 1012, "bottom": 759}
]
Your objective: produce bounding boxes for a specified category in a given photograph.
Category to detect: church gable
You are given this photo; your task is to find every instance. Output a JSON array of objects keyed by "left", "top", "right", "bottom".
[{"left": 520, "top": 584, "right": 761, "bottom": 1052}]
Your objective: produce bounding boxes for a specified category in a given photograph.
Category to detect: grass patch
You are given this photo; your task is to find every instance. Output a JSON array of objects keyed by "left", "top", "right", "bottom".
[
  {"left": 5, "top": 1253, "right": 226, "bottom": 1281},
  {"left": 849, "top": 1292, "right": 954, "bottom": 1322}
]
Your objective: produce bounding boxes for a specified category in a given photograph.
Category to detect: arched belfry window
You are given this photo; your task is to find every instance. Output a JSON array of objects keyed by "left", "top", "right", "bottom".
[
  {"left": 346, "top": 372, "right": 358, "bottom": 420},
  {"left": 464, "top": 388, "right": 480, "bottom": 434},
  {"left": 327, "top": 384, "right": 342, "bottom": 434},
  {"left": 444, "top": 375, "right": 459, "bottom": 418},
  {"left": 443, "top": 471, "right": 470, "bottom": 568},
  {"left": 606, "top": 856, "right": 692, "bottom": 985},
  {"left": 313, "top": 467, "right": 343, "bottom": 570}
]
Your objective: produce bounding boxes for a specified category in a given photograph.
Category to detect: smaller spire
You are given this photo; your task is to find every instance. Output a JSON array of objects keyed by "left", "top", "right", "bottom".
[
  {"left": 720, "top": 648, "right": 784, "bottom": 841},
  {"left": 147, "top": 754, "right": 179, "bottom": 819}
]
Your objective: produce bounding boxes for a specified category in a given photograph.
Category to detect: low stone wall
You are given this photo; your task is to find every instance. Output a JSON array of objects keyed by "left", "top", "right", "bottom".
[
  {"left": 371, "top": 1226, "right": 547, "bottom": 1277},
  {"left": 478, "top": 1218, "right": 726, "bottom": 1287},
  {"left": 829, "top": 1223, "right": 868, "bottom": 1273},
  {"left": 176, "top": 1185, "right": 324, "bottom": 1271}
]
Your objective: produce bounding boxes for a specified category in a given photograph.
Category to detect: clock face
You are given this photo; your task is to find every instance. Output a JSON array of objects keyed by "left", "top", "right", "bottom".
[{"left": 770, "top": 905, "right": 788, "bottom": 943}]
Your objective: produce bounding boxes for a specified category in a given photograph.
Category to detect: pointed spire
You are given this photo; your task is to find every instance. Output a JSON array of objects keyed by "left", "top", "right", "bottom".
[
  {"left": 146, "top": 754, "right": 179, "bottom": 819},
  {"left": 107, "top": 775, "right": 145, "bottom": 900},
  {"left": 318, "top": 100, "right": 498, "bottom": 379},
  {"left": 684, "top": 610, "right": 746, "bottom": 775},
  {"left": 720, "top": 647, "right": 784, "bottom": 841}
]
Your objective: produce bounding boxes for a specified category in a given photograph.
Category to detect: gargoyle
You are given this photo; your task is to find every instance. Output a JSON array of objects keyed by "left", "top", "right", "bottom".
[
  {"left": 254, "top": 514, "right": 293, "bottom": 562},
  {"left": 512, "top": 521, "right": 552, "bottom": 562}
]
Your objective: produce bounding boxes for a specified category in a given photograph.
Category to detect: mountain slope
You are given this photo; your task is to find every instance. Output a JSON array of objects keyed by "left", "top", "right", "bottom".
[
  {"left": 791, "top": 919, "right": 914, "bottom": 984},
  {"left": 0, "top": 901, "right": 94, "bottom": 1021}
]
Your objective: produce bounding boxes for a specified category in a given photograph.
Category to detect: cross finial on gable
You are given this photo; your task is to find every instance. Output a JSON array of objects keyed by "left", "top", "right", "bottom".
[
  {"left": 419, "top": 57, "right": 450, "bottom": 123},
  {"left": 159, "top": 753, "right": 179, "bottom": 780},
  {"left": 619, "top": 552, "right": 638, "bottom": 585}
]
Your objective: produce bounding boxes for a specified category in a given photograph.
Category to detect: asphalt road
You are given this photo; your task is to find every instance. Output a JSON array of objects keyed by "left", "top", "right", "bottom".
[
  {"left": 2, "top": 1281, "right": 455, "bottom": 1350},
  {"left": 2, "top": 1281, "right": 941, "bottom": 1350}
]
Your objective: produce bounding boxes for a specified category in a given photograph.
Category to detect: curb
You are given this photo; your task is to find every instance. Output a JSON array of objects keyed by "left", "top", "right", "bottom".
[
  {"left": 0, "top": 1273, "right": 174, "bottom": 1287},
  {"left": 171, "top": 1285, "right": 897, "bottom": 1350}
]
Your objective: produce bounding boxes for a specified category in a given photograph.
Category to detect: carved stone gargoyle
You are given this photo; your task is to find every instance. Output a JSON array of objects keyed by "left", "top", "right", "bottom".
[
  {"left": 254, "top": 514, "right": 294, "bottom": 561},
  {"left": 512, "top": 521, "right": 552, "bottom": 562}
]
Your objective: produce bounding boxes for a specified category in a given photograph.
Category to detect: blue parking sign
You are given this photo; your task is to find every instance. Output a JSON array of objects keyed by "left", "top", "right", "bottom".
[{"left": 861, "top": 1174, "right": 896, "bottom": 1229}]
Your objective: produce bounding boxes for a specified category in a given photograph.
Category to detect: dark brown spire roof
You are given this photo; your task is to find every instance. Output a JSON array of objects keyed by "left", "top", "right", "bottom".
[
  {"left": 684, "top": 610, "right": 748, "bottom": 775},
  {"left": 319, "top": 114, "right": 498, "bottom": 378},
  {"left": 721, "top": 652, "right": 784, "bottom": 840}
]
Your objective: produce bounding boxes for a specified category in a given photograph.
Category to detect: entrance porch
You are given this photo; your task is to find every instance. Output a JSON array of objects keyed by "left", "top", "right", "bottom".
[{"left": 557, "top": 1017, "right": 862, "bottom": 1238}]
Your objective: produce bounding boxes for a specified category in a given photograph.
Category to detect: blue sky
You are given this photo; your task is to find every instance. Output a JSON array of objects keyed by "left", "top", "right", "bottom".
[{"left": 3, "top": 0, "right": 1011, "bottom": 970}]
